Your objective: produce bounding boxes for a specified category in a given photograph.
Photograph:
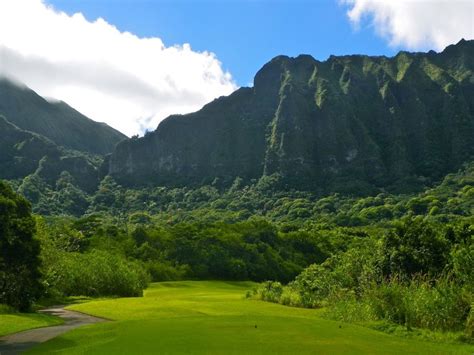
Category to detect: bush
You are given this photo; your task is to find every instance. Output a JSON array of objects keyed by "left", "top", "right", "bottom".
[
  {"left": 44, "top": 250, "right": 149, "bottom": 298},
  {"left": 278, "top": 287, "right": 303, "bottom": 307},
  {"left": 0, "top": 304, "right": 15, "bottom": 314},
  {"left": 380, "top": 217, "right": 450, "bottom": 277},
  {"left": 292, "top": 264, "right": 333, "bottom": 307},
  {"left": 324, "top": 295, "right": 376, "bottom": 323},
  {"left": 291, "top": 243, "right": 379, "bottom": 308},
  {"left": 146, "top": 261, "right": 189, "bottom": 281},
  {"left": 465, "top": 307, "right": 474, "bottom": 339},
  {"left": 366, "top": 278, "right": 412, "bottom": 327},
  {"left": 364, "top": 277, "right": 470, "bottom": 331},
  {"left": 253, "top": 281, "right": 284, "bottom": 303}
]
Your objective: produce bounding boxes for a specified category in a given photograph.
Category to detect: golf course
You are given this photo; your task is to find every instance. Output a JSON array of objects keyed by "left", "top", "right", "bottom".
[{"left": 0, "top": 281, "right": 468, "bottom": 354}]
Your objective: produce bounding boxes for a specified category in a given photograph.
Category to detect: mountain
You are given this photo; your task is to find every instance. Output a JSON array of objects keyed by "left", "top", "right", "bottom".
[
  {"left": 0, "top": 115, "right": 59, "bottom": 180},
  {"left": 0, "top": 78, "right": 126, "bottom": 155},
  {"left": 108, "top": 39, "right": 474, "bottom": 193},
  {"left": 0, "top": 114, "right": 100, "bottom": 194}
]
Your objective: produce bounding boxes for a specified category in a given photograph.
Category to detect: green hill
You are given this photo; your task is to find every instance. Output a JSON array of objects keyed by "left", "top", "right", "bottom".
[
  {"left": 0, "top": 114, "right": 101, "bottom": 214},
  {"left": 0, "top": 115, "right": 59, "bottom": 180},
  {"left": 0, "top": 78, "right": 126, "bottom": 155}
]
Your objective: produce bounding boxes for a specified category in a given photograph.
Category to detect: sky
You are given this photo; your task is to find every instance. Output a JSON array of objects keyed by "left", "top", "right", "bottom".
[{"left": 0, "top": 0, "right": 473, "bottom": 136}]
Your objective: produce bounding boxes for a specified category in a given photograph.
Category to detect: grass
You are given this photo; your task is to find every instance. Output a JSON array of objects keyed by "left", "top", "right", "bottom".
[
  {"left": 0, "top": 313, "right": 63, "bottom": 337},
  {"left": 23, "top": 281, "right": 474, "bottom": 354}
]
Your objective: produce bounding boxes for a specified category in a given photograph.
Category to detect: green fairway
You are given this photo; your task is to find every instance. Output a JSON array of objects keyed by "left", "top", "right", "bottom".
[
  {"left": 0, "top": 313, "right": 63, "bottom": 337},
  {"left": 27, "top": 281, "right": 473, "bottom": 354}
]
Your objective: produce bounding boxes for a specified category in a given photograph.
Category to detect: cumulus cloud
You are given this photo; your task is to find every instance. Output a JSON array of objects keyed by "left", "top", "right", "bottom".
[
  {"left": 341, "top": 0, "right": 474, "bottom": 51},
  {"left": 0, "top": 0, "right": 237, "bottom": 136}
]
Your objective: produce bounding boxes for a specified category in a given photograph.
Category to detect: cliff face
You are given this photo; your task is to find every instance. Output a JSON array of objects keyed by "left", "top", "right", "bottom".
[{"left": 109, "top": 40, "right": 474, "bottom": 191}]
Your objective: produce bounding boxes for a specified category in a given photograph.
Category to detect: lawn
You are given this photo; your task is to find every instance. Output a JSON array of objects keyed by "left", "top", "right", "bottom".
[
  {"left": 0, "top": 313, "right": 63, "bottom": 337},
  {"left": 26, "top": 281, "right": 474, "bottom": 354}
]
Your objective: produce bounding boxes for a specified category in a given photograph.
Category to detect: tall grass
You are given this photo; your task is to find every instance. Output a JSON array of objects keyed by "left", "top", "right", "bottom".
[
  {"left": 252, "top": 276, "right": 472, "bottom": 337},
  {"left": 356, "top": 277, "right": 470, "bottom": 331},
  {"left": 43, "top": 250, "right": 149, "bottom": 298}
]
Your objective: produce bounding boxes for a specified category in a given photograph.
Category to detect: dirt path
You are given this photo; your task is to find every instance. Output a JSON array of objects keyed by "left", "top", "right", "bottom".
[{"left": 0, "top": 306, "right": 106, "bottom": 355}]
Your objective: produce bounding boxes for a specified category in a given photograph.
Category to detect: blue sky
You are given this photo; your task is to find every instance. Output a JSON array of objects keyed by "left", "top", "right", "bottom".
[{"left": 47, "top": 0, "right": 396, "bottom": 86}]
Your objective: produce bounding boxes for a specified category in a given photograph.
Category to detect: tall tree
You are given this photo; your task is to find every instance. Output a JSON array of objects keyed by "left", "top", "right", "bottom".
[{"left": 0, "top": 180, "right": 42, "bottom": 311}]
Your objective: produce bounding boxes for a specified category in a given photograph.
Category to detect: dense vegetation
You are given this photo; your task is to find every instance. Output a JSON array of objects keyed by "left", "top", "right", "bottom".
[
  {"left": 0, "top": 181, "right": 41, "bottom": 311},
  {"left": 15, "top": 160, "right": 473, "bottom": 224},
  {"left": 252, "top": 217, "right": 473, "bottom": 338},
  {"left": 0, "top": 182, "right": 149, "bottom": 309},
  {"left": 2, "top": 159, "right": 472, "bottom": 341},
  {"left": 0, "top": 78, "right": 125, "bottom": 213}
]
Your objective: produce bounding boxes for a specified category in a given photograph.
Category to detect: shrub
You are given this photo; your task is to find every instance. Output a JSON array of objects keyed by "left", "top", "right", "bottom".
[
  {"left": 363, "top": 277, "right": 470, "bottom": 331},
  {"left": 146, "top": 261, "right": 189, "bottom": 281},
  {"left": 292, "top": 263, "right": 333, "bottom": 307},
  {"left": 279, "top": 287, "right": 303, "bottom": 307},
  {"left": 366, "top": 278, "right": 412, "bottom": 327},
  {"left": 0, "top": 304, "right": 15, "bottom": 314},
  {"left": 324, "top": 295, "right": 377, "bottom": 323},
  {"left": 465, "top": 307, "right": 474, "bottom": 339},
  {"left": 253, "top": 281, "right": 284, "bottom": 303},
  {"left": 291, "top": 243, "right": 380, "bottom": 308},
  {"left": 380, "top": 217, "right": 450, "bottom": 277},
  {"left": 45, "top": 250, "right": 149, "bottom": 298}
]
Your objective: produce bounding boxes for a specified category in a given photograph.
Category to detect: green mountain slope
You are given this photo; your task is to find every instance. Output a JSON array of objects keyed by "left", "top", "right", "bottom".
[
  {"left": 0, "top": 114, "right": 101, "bottom": 215},
  {"left": 0, "top": 115, "right": 59, "bottom": 179},
  {"left": 0, "top": 78, "right": 126, "bottom": 154},
  {"left": 109, "top": 39, "right": 474, "bottom": 192}
]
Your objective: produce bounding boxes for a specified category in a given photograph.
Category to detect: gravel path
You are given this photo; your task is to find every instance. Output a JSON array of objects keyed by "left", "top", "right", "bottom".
[{"left": 0, "top": 306, "right": 106, "bottom": 354}]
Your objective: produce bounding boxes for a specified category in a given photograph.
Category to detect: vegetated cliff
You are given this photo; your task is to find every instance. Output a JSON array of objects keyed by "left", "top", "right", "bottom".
[
  {"left": 0, "top": 78, "right": 126, "bottom": 155},
  {"left": 107, "top": 39, "right": 472, "bottom": 192}
]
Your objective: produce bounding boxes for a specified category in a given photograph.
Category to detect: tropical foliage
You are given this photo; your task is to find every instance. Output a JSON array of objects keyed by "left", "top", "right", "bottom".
[{"left": 0, "top": 181, "right": 41, "bottom": 311}]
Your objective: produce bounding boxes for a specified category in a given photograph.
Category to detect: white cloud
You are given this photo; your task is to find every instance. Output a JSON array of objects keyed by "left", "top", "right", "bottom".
[
  {"left": 341, "top": 0, "right": 474, "bottom": 51},
  {"left": 0, "top": 0, "right": 237, "bottom": 136}
]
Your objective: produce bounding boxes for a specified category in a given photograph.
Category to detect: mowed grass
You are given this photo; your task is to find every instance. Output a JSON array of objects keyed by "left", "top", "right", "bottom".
[
  {"left": 28, "top": 281, "right": 473, "bottom": 354},
  {"left": 0, "top": 313, "right": 63, "bottom": 337}
]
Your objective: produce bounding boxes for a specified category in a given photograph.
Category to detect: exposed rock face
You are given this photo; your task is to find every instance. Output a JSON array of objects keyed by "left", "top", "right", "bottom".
[{"left": 109, "top": 40, "right": 474, "bottom": 191}]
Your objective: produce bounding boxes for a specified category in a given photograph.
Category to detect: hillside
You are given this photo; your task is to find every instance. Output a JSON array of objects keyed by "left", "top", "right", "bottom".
[
  {"left": 109, "top": 39, "right": 474, "bottom": 193},
  {"left": 0, "top": 115, "right": 60, "bottom": 180},
  {"left": 2, "top": 41, "right": 473, "bottom": 217},
  {"left": 0, "top": 113, "right": 101, "bottom": 215},
  {"left": 0, "top": 78, "right": 126, "bottom": 155}
]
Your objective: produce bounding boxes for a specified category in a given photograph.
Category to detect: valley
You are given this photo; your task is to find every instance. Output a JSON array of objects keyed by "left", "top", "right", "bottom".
[{"left": 0, "top": 32, "right": 472, "bottom": 354}]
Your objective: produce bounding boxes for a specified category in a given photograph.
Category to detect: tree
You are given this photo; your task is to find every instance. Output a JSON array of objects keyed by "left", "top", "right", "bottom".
[
  {"left": 0, "top": 180, "right": 42, "bottom": 310},
  {"left": 380, "top": 217, "right": 449, "bottom": 277}
]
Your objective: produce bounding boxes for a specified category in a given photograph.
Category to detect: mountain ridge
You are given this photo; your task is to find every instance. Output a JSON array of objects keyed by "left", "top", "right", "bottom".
[
  {"left": 0, "top": 77, "right": 126, "bottom": 155},
  {"left": 108, "top": 39, "right": 474, "bottom": 193}
]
